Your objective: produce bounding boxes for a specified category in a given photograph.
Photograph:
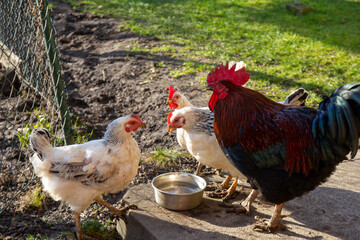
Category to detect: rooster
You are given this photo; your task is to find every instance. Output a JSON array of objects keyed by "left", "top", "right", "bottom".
[
  {"left": 167, "top": 73, "right": 309, "bottom": 200},
  {"left": 206, "top": 63, "right": 360, "bottom": 231},
  {"left": 29, "top": 115, "right": 146, "bottom": 239}
]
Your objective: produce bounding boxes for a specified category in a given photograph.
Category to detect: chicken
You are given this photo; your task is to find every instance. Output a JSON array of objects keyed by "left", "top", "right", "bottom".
[
  {"left": 206, "top": 62, "right": 360, "bottom": 231},
  {"left": 166, "top": 62, "right": 246, "bottom": 177},
  {"left": 166, "top": 85, "right": 195, "bottom": 110},
  {"left": 29, "top": 115, "right": 146, "bottom": 239},
  {"left": 168, "top": 107, "right": 247, "bottom": 199},
  {"left": 167, "top": 71, "right": 309, "bottom": 200},
  {"left": 166, "top": 85, "right": 211, "bottom": 176}
]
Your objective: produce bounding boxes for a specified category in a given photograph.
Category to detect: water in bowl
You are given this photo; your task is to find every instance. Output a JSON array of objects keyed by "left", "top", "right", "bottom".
[{"left": 158, "top": 181, "right": 201, "bottom": 194}]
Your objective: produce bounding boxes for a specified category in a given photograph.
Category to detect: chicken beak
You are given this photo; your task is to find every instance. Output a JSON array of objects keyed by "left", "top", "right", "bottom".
[
  {"left": 206, "top": 85, "right": 213, "bottom": 91},
  {"left": 166, "top": 99, "right": 172, "bottom": 104},
  {"left": 140, "top": 123, "right": 147, "bottom": 128},
  {"left": 168, "top": 126, "right": 176, "bottom": 133}
]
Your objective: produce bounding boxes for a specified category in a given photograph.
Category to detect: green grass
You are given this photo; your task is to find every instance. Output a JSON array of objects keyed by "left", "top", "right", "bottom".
[
  {"left": 143, "top": 147, "right": 191, "bottom": 167},
  {"left": 66, "top": 0, "right": 360, "bottom": 105},
  {"left": 23, "top": 186, "right": 45, "bottom": 209},
  {"left": 25, "top": 232, "right": 74, "bottom": 240},
  {"left": 82, "top": 219, "right": 120, "bottom": 240}
]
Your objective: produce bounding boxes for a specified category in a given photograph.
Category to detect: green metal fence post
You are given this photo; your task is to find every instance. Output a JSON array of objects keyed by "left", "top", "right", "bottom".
[{"left": 40, "top": 0, "right": 74, "bottom": 144}]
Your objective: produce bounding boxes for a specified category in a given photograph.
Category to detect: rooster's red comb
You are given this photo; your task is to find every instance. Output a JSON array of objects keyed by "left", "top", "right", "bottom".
[
  {"left": 207, "top": 62, "right": 250, "bottom": 87},
  {"left": 167, "top": 112, "right": 173, "bottom": 125},
  {"left": 167, "top": 86, "right": 176, "bottom": 99}
]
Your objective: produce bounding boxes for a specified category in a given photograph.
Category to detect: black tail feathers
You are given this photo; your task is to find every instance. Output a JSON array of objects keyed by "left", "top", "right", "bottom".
[{"left": 313, "top": 83, "right": 360, "bottom": 159}]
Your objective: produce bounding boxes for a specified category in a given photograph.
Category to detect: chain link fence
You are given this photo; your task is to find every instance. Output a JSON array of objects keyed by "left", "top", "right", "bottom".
[{"left": 0, "top": 0, "right": 72, "bottom": 214}]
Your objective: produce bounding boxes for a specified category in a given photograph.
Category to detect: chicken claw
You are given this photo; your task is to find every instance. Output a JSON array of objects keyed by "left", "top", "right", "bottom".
[
  {"left": 95, "top": 198, "right": 138, "bottom": 223},
  {"left": 240, "top": 189, "right": 259, "bottom": 215},
  {"left": 253, "top": 203, "right": 286, "bottom": 232},
  {"left": 220, "top": 175, "right": 232, "bottom": 189}
]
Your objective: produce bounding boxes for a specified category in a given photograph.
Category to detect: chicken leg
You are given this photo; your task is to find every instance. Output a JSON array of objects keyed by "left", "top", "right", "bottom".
[
  {"left": 254, "top": 203, "right": 286, "bottom": 232},
  {"left": 195, "top": 162, "right": 203, "bottom": 176},
  {"left": 208, "top": 176, "right": 239, "bottom": 200},
  {"left": 95, "top": 197, "right": 138, "bottom": 223},
  {"left": 222, "top": 176, "right": 238, "bottom": 199},
  {"left": 220, "top": 174, "right": 232, "bottom": 189},
  {"left": 241, "top": 189, "right": 259, "bottom": 215},
  {"left": 74, "top": 212, "right": 97, "bottom": 240}
]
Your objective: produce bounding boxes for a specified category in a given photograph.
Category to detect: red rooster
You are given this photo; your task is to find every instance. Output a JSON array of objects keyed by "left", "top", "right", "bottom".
[{"left": 206, "top": 63, "right": 360, "bottom": 231}]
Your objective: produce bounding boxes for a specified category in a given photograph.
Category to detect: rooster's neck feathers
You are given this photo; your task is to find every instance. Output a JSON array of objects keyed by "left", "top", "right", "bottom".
[{"left": 217, "top": 86, "right": 286, "bottom": 125}]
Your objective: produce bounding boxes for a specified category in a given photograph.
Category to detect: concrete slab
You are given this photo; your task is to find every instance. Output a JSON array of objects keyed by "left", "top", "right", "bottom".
[{"left": 118, "top": 155, "right": 360, "bottom": 240}]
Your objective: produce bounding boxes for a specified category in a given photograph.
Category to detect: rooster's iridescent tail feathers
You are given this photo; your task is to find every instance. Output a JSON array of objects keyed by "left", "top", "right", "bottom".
[{"left": 312, "top": 83, "right": 360, "bottom": 159}]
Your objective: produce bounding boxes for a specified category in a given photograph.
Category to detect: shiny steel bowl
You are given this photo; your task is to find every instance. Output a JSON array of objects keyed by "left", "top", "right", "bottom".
[{"left": 151, "top": 172, "right": 207, "bottom": 211}]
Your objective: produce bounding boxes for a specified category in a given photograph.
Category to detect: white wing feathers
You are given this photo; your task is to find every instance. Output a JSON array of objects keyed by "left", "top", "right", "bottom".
[{"left": 39, "top": 141, "right": 118, "bottom": 186}]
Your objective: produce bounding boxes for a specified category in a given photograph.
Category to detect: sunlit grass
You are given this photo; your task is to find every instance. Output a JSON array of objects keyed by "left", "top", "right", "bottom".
[
  {"left": 82, "top": 219, "right": 120, "bottom": 240},
  {"left": 65, "top": 0, "right": 360, "bottom": 105},
  {"left": 143, "top": 147, "right": 191, "bottom": 168}
]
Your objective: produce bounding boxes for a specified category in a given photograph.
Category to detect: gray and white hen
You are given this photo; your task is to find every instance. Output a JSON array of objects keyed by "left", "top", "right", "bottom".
[{"left": 30, "top": 114, "right": 146, "bottom": 239}]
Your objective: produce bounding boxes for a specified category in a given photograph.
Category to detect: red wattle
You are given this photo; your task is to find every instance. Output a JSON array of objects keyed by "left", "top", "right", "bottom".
[
  {"left": 169, "top": 102, "right": 178, "bottom": 109},
  {"left": 209, "top": 93, "right": 218, "bottom": 112}
]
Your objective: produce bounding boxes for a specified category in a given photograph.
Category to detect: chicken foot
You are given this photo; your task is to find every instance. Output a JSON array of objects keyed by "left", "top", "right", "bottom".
[
  {"left": 95, "top": 198, "right": 138, "bottom": 223},
  {"left": 241, "top": 189, "right": 259, "bottom": 215},
  {"left": 207, "top": 177, "right": 239, "bottom": 200},
  {"left": 254, "top": 203, "right": 287, "bottom": 232},
  {"left": 220, "top": 174, "right": 232, "bottom": 189},
  {"left": 206, "top": 174, "right": 233, "bottom": 191},
  {"left": 222, "top": 177, "right": 238, "bottom": 200}
]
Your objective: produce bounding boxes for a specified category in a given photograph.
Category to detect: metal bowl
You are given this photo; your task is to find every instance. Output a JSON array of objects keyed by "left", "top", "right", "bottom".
[{"left": 151, "top": 172, "right": 207, "bottom": 211}]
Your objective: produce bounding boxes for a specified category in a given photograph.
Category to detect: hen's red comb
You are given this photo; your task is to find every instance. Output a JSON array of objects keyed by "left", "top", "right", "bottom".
[
  {"left": 207, "top": 62, "right": 250, "bottom": 87},
  {"left": 167, "top": 86, "right": 176, "bottom": 99},
  {"left": 167, "top": 112, "right": 173, "bottom": 125},
  {"left": 131, "top": 114, "right": 142, "bottom": 123}
]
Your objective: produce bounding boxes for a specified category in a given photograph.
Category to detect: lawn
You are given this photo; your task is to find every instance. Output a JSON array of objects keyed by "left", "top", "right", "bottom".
[{"left": 66, "top": 0, "right": 360, "bottom": 105}]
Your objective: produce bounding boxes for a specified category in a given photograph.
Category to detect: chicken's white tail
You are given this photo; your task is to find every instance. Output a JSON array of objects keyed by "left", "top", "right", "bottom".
[
  {"left": 30, "top": 128, "right": 52, "bottom": 160},
  {"left": 228, "top": 61, "right": 246, "bottom": 71},
  {"left": 281, "top": 88, "right": 309, "bottom": 106}
]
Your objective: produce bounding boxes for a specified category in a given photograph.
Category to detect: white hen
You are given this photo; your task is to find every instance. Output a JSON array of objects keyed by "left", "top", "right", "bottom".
[
  {"left": 30, "top": 114, "right": 146, "bottom": 239},
  {"left": 167, "top": 107, "right": 246, "bottom": 199},
  {"left": 166, "top": 61, "right": 246, "bottom": 177}
]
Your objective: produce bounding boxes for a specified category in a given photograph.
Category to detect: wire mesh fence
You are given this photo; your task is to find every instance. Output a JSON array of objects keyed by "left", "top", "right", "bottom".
[{"left": 0, "top": 0, "right": 72, "bottom": 214}]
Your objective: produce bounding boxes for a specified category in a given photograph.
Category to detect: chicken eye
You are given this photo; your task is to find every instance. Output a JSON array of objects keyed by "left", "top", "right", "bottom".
[
  {"left": 175, "top": 95, "right": 179, "bottom": 99},
  {"left": 174, "top": 119, "right": 178, "bottom": 122}
]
